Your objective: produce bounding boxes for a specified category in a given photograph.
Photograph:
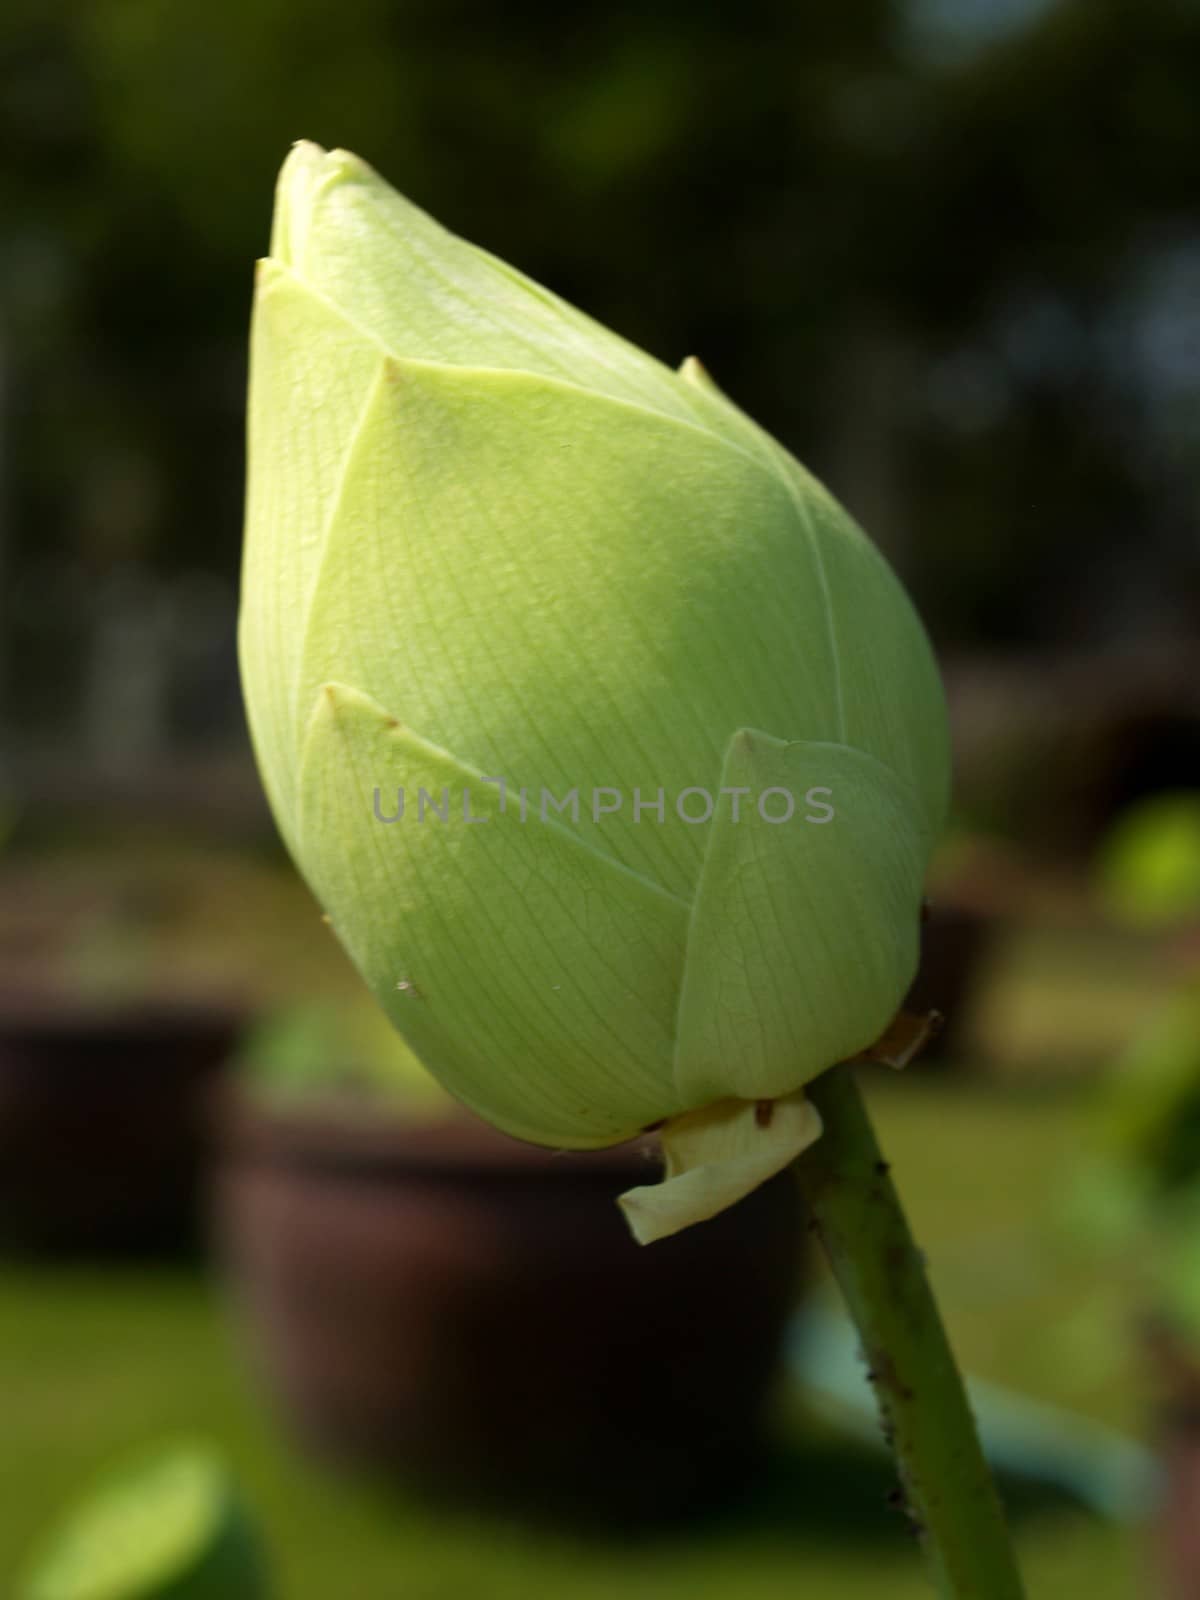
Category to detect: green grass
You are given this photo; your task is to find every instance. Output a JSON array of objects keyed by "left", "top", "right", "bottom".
[
  {"left": 0, "top": 860, "right": 1171, "bottom": 1596},
  {"left": 0, "top": 1078, "right": 1149, "bottom": 1599}
]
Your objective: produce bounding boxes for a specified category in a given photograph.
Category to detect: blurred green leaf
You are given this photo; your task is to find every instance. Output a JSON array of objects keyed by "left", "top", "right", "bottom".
[{"left": 1098, "top": 792, "right": 1200, "bottom": 929}]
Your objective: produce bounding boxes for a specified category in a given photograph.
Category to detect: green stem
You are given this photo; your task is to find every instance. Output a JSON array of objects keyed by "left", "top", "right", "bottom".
[{"left": 793, "top": 1064, "right": 1026, "bottom": 1600}]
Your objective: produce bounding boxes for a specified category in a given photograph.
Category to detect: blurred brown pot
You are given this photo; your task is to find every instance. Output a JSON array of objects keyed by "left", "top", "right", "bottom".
[
  {"left": 214, "top": 1097, "right": 806, "bottom": 1527},
  {"left": 0, "top": 994, "right": 241, "bottom": 1254}
]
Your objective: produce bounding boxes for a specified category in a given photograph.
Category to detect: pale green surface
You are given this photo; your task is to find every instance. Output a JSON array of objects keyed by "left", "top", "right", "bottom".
[
  {"left": 239, "top": 144, "right": 950, "bottom": 1202},
  {"left": 673, "top": 737, "right": 929, "bottom": 1105},
  {"left": 299, "top": 682, "right": 687, "bottom": 1147}
]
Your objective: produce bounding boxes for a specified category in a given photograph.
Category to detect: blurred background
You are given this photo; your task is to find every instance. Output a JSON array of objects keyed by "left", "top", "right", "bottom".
[{"left": 2, "top": 0, "right": 1199, "bottom": 1595}]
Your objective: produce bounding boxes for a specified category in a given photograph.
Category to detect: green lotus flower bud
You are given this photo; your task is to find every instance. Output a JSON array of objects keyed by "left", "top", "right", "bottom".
[{"left": 239, "top": 142, "right": 950, "bottom": 1243}]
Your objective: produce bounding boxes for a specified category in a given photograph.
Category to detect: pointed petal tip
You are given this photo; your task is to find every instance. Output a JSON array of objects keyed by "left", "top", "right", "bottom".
[
  {"left": 324, "top": 146, "right": 380, "bottom": 183},
  {"left": 271, "top": 142, "right": 385, "bottom": 270},
  {"left": 311, "top": 680, "right": 402, "bottom": 735},
  {"left": 678, "top": 354, "right": 716, "bottom": 390},
  {"left": 851, "top": 1008, "right": 943, "bottom": 1070},
  {"left": 271, "top": 142, "right": 327, "bottom": 268},
  {"left": 728, "top": 725, "right": 787, "bottom": 761}
]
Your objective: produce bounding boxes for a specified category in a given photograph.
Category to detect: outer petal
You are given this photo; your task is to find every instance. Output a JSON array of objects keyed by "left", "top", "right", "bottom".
[
  {"left": 679, "top": 355, "right": 951, "bottom": 833},
  {"left": 295, "top": 681, "right": 690, "bottom": 1147},
  {"left": 295, "top": 355, "right": 851, "bottom": 900},
  {"left": 674, "top": 731, "right": 932, "bottom": 1106},
  {"left": 799, "top": 485, "right": 950, "bottom": 834},
  {"left": 238, "top": 259, "right": 381, "bottom": 843},
  {"left": 272, "top": 142, "right": 712, "bottom": 430}
]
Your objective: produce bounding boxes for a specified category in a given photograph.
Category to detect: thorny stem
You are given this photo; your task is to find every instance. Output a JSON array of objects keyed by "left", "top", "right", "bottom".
[{"left": 793, "top": 1064, "right": 1026, "bottom": 1600}]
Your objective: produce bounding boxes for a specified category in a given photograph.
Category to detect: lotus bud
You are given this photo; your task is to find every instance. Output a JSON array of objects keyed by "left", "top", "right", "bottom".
[{"left": 239, "top": 142, "right": 950, "bottom": 1243}]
